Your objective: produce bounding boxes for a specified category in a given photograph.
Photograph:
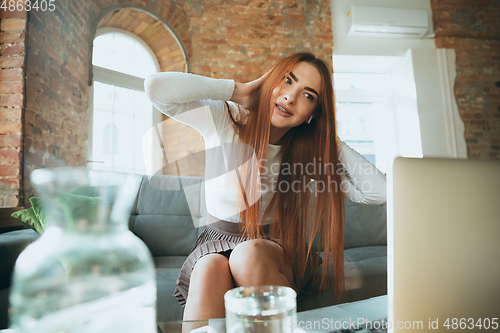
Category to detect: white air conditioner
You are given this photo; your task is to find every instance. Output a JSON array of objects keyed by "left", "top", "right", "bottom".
[{"left": 346, "top": 6, "right": 429, "bottom": 39}]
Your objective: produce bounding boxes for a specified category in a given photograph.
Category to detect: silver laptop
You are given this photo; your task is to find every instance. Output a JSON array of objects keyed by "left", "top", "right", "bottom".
[{"left": 390, "top": 157, "right": 500, "bottom": 332}]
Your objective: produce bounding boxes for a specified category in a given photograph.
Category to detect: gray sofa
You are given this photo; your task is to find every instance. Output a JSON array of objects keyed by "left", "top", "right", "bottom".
[{"left": 0, "top": 174, "right": 387, "bottom": 328}]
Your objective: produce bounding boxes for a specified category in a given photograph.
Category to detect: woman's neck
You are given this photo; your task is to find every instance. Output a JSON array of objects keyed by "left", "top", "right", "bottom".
[{"left": 269, "top": 125, "right": 289, "bottom": 145}]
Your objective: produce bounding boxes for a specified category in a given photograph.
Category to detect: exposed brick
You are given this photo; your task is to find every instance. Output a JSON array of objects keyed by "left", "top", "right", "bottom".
[
  {"left": 0, "top": 93, "right": 23, "bottom": 107},
  {"left": 1, "top": 43, "right": 25, "bottom": 56},
  {"left": 25, "top": 124, "right": 41, "bottom": 138},
  {"left": 7, "top": 194, "right": 18, "bottom": 206},
  {"left": 0, "top": 82, "right": 22, "bottom": 95},
  {"left": 0, "top": 32, "right": 25, "bottom": 43},
  {"left": 0, "top": 108, "right": 21, "bottom": 119},
  {"left": 24, "top": 151, "right": 43, "bottom": 166},
  {"left": 432, "top": 0, "right": 500, "bottom": 159},
  {"left": 0, "top": 120, "right": 21, "bottom": 133},
  {"left": 0, "top": 56, "right": 24, "bottom": 69},
  {"left": 0, "top": 19, "right": 26, "bottom": 32},
  {"left": 0, "top": 148, "right": 20, "bottom": 163},
  {"left": 0, "top": 164, "right": 20, "bottom": 177},
  {"left": 0, "top": 5, "right": 26, "bottom": 19},
  {"left": 0, "top": 134, "right": 21, "bottom": 147},
  {"left": 0, "top": 178, "right": 19, "bottom": 189},
  {"left": 0, "top": 68, "right": 23, "bottom": 81}
]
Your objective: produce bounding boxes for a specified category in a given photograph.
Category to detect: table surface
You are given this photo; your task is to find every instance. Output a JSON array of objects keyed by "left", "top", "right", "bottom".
[
  {"left": 157, "top": 295, "right": 388, "bottom": 333},
  {"left": 2, "top": 296, "right": 387, "bottom": 333}
]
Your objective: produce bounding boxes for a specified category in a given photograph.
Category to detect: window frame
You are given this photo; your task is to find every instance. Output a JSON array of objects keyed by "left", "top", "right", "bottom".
[{"left": 88, "top": 27, "right": 163, "bottom": 174}]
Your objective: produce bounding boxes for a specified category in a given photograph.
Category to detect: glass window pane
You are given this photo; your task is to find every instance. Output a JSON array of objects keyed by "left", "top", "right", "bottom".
[
  {"left": 92, "top": 83, "right": 155, "bottom": 174},
  {"left": 93, "top": 81, "right": 113, "bottom": 112},
  {"left": 114, "top": 33, "right": 135, "bottom": 57},
  {"left": 334, "top": 73, "right": 390, "bottom": 95},
  {"left": 93, "top": 33, "right": 113, "bottom": 52},
  {"left": 92, "top": 47, "right": 114, "bottom": 69},
  {"left": 133, "top": 117, "right": 153, "bottom": 174},
  {"left": 336, "top": 102, "right": 374, "bottom": 141},
  {"left": 134, "top": 43, "right": 151, "bottom": 60},
  {"left": 92, "top": 32, "right": 158, "bottom": 79},
  {"left": 134, "top": 90, "right": 153, "bottom": 118},
  {"left": 128, "top": 60, "right": 156, "bottom": 79},
  {"left": 336, "top": 102, "right": 376, "bottom": 164},
  {"left": 92, "top": 110, "right": 113, "bottom": 170},
  {"left": 113, "top": 86, "right": 134, "bottom": 115},
  {"left": 112, "top": 113, "right": 134, "bottom": 169}
]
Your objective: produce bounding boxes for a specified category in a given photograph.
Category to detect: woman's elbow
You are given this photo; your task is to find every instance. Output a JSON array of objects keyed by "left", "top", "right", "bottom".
[
  {"left": 367, "top": 182, "right": 387, "bottom": 205},
  {"left": 357, "top": 178, "right": 387, "bottom": 205},
  {"left": 144, "top": 74, "right": 160, "bottom": 100}
]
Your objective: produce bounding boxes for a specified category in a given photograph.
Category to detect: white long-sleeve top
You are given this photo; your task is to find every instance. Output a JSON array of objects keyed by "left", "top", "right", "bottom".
[{"left": 144, "top": 72, "right": 387, "bottom": 224}]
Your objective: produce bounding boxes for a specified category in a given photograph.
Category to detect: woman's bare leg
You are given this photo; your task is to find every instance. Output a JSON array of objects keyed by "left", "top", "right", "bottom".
[
  {"left": 183, "top": 253, "right": 235, "bottom": 321},
  {"left": 228, "top": 239, "right": 299, "bottom": 293}
]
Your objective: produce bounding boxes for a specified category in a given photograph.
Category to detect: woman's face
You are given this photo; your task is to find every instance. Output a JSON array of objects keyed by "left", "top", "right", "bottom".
[{"left": 269, "top": 61, "right": 322, "bottom": 133}]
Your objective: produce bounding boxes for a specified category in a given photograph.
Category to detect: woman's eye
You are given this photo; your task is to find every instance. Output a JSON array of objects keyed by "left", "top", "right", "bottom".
[
  {"left": 285, "top": 77, "right": 292, "bottom": 84},
  {"left": 305, "top": 93, "right": 314, "bottom": 101}
]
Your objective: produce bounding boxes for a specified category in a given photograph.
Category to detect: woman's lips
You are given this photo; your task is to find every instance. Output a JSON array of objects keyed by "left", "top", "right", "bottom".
[{"left": 275, "top": 104, "right": 293, "bottom": 117}]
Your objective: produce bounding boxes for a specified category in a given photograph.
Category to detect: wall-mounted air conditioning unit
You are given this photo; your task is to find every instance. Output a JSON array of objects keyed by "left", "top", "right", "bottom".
[{"left": 346, "top": 6, "right": 429, "bottom": 39}]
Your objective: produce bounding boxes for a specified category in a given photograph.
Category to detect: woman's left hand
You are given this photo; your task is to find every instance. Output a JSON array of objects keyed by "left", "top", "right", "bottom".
[{"left": 230, "top": 69, "right": 272, "bottom": 110}]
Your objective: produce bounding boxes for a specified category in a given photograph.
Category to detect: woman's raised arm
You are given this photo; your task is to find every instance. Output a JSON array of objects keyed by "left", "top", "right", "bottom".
[
  {"left": 337, "top": 140, "right": 387, "bottom": 205},
  {"left": 144, "top": 72, "right": 234, "bottom": 117},
  {"left": 144, "top": 72, "right": 237, "bottom": 136}
]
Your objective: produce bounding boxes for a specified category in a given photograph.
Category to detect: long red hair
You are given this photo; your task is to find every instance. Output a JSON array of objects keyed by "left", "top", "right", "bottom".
[{"left": 232, "top": 52, "right": 345, "bottom": 300}]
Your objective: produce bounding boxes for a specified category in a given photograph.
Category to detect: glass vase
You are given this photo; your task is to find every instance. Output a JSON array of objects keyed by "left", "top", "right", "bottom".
[{"left": 8, "top": 168, "right": 156, "bottom": 333}]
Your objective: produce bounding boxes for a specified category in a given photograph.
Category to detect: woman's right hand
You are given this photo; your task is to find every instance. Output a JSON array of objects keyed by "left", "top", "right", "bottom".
[{"left": 230, "top": 69, "right": 272, "bottom": 111}]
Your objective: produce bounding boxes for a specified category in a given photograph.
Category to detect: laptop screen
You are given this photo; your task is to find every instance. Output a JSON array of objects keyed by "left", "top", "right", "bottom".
[{"left": 389, "top": 157, "right": 500, "bottom": 332}]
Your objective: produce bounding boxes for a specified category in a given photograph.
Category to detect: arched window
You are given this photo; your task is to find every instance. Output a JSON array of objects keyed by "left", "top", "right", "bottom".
[
  {"left": 89, "top": 27, "right": 162, "bottom": 174},
  {"left": 103, "top": 124, "right": 118, "bottom": 155}
]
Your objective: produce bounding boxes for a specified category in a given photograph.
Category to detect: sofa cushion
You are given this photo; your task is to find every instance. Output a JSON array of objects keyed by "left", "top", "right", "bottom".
[
  {"left": 344, "top": 200, "right": 387, "bottom": 249},
  {"left": 344, "top": 245, "right": 387, "bottom": 262},
  {"left": 130, "top": 176, "right": 206, "bottom": 256},
  {"left": 133, "top": 215, "right": 199, "bottom": 256},
  {"left": 0, "top": 229, "right": 40, "bottom": 290}
]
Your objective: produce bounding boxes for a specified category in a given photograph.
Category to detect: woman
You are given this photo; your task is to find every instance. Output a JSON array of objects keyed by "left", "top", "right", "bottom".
[{"left": 144, "top": 52, "right": 386, "bottom": 320}]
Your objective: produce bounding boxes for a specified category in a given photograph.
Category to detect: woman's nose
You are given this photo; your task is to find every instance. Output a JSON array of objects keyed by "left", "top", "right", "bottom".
[{"left": 284, "top": 93, "right": 295, "bottom": 104}]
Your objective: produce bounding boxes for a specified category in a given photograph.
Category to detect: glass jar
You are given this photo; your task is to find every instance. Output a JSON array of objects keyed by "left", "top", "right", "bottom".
[
  {"left": 9, "top": 168, "right": 156, "bottom": 333},
  {"left": 225, "top": 285, "right": 297, "bottom": 333}
]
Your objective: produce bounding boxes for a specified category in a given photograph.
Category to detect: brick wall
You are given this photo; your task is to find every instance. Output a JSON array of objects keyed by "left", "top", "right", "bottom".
[
  {"left": 186, "top": 0, "right": 333, "bottom": 81},
  {"left": 21, "top": 1, "right": 93, "bottom": 204},
  {"left": 431, "top": 0, "right": 500, "bottom": 159},
  {"left": 159, "top": 0, "right": 334, "bottom": 177},
  {"left": 0, "top": 7, "right": 26, "bottom": 207},
  {"left": 0, "top": 0, "right": 333, "bottom": 207}
]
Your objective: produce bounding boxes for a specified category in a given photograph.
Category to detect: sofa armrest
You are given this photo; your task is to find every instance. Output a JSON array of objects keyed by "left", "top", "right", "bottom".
[
  {"left": 0, "top": 229, "right": 40, "bottom": 290},
  {"left": 309, "top": 199, "right": 387, "bottom": 251}
]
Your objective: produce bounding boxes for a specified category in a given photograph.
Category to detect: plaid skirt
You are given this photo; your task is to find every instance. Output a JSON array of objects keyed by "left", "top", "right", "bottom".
[{"left": 173, "top": 214, "right": 323, "bottom": 307}]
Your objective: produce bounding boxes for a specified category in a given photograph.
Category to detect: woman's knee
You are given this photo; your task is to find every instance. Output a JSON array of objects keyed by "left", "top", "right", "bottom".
[
  {"left": 228, "top": 240, "right": 286, "bottom": 285},
  {"left": 190, "top": 254, "right": 233, "bottom": 289}
]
